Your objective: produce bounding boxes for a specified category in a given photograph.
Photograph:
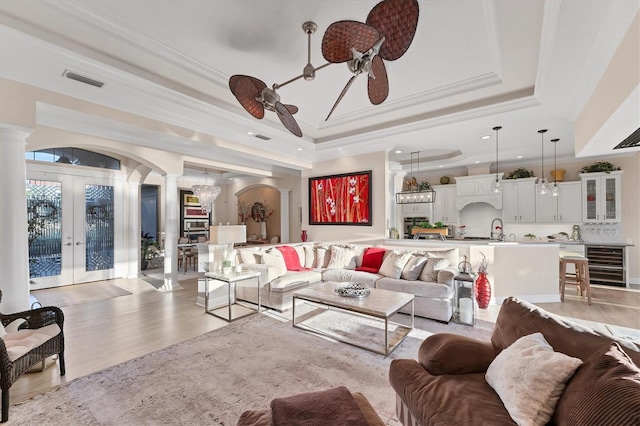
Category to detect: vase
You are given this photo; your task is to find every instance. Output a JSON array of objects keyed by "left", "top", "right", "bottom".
[
  {"left": 550, "top": 169, "right": 566, "bottom": 182},
  {"left": 260, "top": 222, "right": 267, "bottom": 240},
  {"left": 301, "top": 230, "right": 308, "bottom": 242},
  {"left": 475, "top": 272, "right": 491, "bottom": 309}
]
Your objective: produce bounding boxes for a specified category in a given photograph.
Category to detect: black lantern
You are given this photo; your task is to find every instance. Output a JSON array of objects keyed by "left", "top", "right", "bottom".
[{"left": 454, "top": 256, "right": 475, "bottom": 325}]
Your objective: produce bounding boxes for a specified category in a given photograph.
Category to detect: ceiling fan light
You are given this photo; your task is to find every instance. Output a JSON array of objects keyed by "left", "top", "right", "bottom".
[{"left": 303, "top": 63, "right": 315, "bottom": 81}]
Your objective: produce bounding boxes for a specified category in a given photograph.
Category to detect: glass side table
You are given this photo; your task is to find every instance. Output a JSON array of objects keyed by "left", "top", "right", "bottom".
[{"left": 204, "top": 269, "right": 261, "bottom": 321}]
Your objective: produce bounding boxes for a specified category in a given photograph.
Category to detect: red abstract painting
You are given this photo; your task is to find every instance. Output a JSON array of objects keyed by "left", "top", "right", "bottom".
[{"left": 309, "top": 171, "right": 372, "bottom": 225}]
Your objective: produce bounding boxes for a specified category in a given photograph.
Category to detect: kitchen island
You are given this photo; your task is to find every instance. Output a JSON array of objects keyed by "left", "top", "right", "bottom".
[{"left": 359, "top": 239, "right": 563, "bottom": 305}]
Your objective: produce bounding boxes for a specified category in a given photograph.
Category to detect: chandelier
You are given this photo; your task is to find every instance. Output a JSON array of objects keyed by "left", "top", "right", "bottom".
[
  {"left": 192, "top": 170, "right": 221, "bottom": 220},
  {"left": 395, "top": 151, "right": 435, "bottom": 204}
]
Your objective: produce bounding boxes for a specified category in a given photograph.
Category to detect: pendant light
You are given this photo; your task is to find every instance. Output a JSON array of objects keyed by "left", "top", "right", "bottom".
[
  {"left": 550, "top": 138, "right": 561, "bottom": 197},
  {"left": 395, "top": 151, "right": 435, "bottom": 204},
  {"left": 536, "top": 129, "right": 550, "bottom": 195},
  {"left": 491, "top": 126, "right": 503, "bottom": 193}
]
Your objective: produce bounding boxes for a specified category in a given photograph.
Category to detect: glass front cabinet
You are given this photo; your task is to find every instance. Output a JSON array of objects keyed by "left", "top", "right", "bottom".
[{"left": 580, "top": 171, "right": 622, "bottom": 223}]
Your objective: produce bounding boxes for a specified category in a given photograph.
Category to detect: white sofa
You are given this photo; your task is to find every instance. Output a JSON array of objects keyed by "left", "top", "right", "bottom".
[{"left": 237, "top": 243, "right": 459, "bottom": 322}]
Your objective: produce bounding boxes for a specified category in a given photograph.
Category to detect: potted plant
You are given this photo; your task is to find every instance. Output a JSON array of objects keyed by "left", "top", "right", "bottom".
[
  {"left": 141, "top": 233, "right": 160, "bottom": 270},
  {"left": 524, "top": 233, "right": 536, "bottom": 241},
  {"left": 222, "top": 260, "right": 232, "bottom": 274},
  {"left": 505, "top": 168, "right": 535, "bottom": 179},
  {"left": 580, "top": 161, "right": 620, "bottom": 174}
]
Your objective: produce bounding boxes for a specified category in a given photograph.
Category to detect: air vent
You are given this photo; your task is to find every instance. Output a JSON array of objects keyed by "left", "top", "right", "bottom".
[
  {"left": 613, "top": 127, "right": 640, "bottom": 150},
  {"left": 254, "top": 134, "right": 271, "bottom": 141},
  {"left": 63, "top": 70, "right": 105, "bottom": 88}
]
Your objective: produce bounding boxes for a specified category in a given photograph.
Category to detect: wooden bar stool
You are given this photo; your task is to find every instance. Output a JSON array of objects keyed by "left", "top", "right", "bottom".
[{"left": 559, "top": 254, "right": 591, "bottom": 305}]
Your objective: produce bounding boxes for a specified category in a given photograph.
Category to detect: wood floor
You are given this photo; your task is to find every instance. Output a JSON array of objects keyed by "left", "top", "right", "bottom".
[{"left": 10, "top": 277, "right": 640, "bottom": 408}]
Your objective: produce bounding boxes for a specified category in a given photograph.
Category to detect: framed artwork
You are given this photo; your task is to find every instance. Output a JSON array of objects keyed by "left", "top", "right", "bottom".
[
  {"left": 309, "top": 170, "right": 372, "bottom": 225},
  {"left": 183, "top": 206, "right": 209, "bottom": 219},
  {"left": 183, "top": 194, "right": 200, "bottom": 206}
]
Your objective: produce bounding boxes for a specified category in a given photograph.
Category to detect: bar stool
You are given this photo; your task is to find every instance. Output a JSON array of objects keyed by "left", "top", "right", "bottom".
[{"left": 559, "top": 253, "right": 591, "bottom": 305}]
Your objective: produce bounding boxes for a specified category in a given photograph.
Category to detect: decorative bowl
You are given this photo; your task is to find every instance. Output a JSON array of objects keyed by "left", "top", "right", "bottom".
[{"left": 335, "top": 283, "right": 370, "bottom": 298}]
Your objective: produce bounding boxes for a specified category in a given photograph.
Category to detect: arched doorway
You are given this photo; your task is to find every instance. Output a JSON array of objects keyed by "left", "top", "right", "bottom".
[{"left": 237, "top": 185, "right": 280, "bottom": 242}]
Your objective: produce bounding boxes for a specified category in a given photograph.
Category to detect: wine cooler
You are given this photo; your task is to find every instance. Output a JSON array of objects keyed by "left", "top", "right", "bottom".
[{"left": 585, "top": 245, "right": 627, "bottom": 287}]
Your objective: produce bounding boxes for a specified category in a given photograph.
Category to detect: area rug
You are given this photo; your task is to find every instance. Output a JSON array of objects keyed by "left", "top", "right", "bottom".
[
  {"left": 31, "top": 281, "right": 132, "bottom": 308},
  {"left": 11, "top": 312, "right": 494, "bottom": 425}
]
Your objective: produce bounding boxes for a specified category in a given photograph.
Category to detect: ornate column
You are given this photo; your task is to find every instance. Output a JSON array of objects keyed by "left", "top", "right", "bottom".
[
  {"left": 278, "top": 188, "right": 291, "bottom": 243},
  {"left": 160, "top": 173, "right": 182, "bottom": 291},
  {"left": 0, "top": 126, "right": 32, "bottom": 312},
  {"left": 127, "top": 182, "right": 141, "bottom": 278}
]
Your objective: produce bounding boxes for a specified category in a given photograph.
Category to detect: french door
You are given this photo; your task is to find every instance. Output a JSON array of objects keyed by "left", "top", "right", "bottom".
[{"left": 27, "top": 166, "right": 123, "bottom": 288}]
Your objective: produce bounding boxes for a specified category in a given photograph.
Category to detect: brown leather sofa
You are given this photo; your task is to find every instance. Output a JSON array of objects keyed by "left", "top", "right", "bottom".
[{"left": 389, "top": 297, "right": 640, "bottom": 425}]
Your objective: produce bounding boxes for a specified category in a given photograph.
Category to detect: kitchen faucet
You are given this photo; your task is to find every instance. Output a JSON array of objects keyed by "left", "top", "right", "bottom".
[
  {"left": 490, "top": 218, "right": 504, "bottom": 241},
  {"left": 508, "top": 233, "right": 516, "bottom": 242}
]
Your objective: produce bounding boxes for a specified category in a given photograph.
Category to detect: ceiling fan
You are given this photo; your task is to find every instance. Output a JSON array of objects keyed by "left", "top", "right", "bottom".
[
  {"left": 228, "top": 0, "right": 419, "bottom": 136},
  {"left": 322, "top": 0, "right": 420, "bottom": 120}
]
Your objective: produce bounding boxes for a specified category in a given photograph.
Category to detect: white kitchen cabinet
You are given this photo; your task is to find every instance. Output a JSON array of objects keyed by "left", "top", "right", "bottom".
[
  {"left": 456, "top": 175, "right": 501, "bottom": 196},
  {"left": 502, "top": 178, "right": 536, "bottom": 223},
  {"left": 535, "top": 191, "right": 558, "bottom": 223},
  {"left": 535, "top": 181, "right": 583, "bottom": 223},
  {"left": 558, "top": 182, "right": 582, "bottom": 223},
  {"left": 580, "top": 171, "right": 622, "bottom": 223},
  {"left": 402, "top": 203, "right": 432, "bottom": 216},
  {"left": 432, "top": 185, "right": 457, "bottom": 223}
]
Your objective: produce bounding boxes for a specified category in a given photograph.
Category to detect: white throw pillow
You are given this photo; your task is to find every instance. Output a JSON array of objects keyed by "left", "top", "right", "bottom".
[
  {"left": 302, "top": 244, "right": 315, "bottom": 268},
  {"left": 326, "top": 245, "right": 357, "bottom": 270},
  {"left": 0, "top": 323, "right": 6, "bottom": 338},
  {"left": 419, "top": 257, "right": 450, "bottom": 282},
  {"left": 313, "top": 245, "right": 332, "bottom": 268},
  {"left": 485, "top": 332, "right": 583, "bottom": 426},
  {"left": 261, "top": 248, "right": 287, "bottom": 277},
  {"left": 239, "top": 249, "right": 261, "bottom": 265},
  {"left": 401, "top": 255, "right": 428, "bottom": 281},
  {"left": 378, "top": 250, "right": 412, "bottom": 279},
  {"left": 293, "top": 245, "right": 306, "bottom": 266}
]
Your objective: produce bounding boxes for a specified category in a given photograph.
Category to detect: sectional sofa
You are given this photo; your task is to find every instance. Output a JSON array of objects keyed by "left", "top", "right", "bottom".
[{"left": 236, "top": 243, "right": 460, "bottom": 322}]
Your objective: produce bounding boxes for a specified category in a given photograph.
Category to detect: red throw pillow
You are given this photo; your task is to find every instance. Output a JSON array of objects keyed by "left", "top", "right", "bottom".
[{"left": 356, "top": 247, "right": 386, "bottom": 273}]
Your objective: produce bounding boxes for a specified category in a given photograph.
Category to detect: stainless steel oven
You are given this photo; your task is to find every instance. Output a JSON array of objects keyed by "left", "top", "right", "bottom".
[{"left": 403, "top": 216, "right": 428, "bottom": 239}]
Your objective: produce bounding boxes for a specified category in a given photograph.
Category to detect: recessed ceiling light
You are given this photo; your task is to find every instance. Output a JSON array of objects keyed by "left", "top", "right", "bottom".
[
  {"left": 337, "top": 147, "right": 342, "bottom": 150},
  {"left": 517, "top": 155, "right": 523, "bottom": 159},
  {"left": 474, "top": 161, "right": 480, "bottom": 164},
  {"left": 395, "top": 150, "right": 402, "bottom": 153},
  {"left": 481, "top": 135, "right": 491, "bottom": 140},
  {"left": 246, "top": 131, "right": 254, "bottom": 135},
  {"left": 297, "top": 148, "right": 302, "bottom": 151},
  {"left": 438, "top": 165, "right": 443, "bottom": 168}
]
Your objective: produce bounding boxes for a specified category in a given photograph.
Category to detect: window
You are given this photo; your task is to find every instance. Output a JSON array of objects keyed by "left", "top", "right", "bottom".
[{"left": 26, "top": 147, "right": 120, "bottom": 170}]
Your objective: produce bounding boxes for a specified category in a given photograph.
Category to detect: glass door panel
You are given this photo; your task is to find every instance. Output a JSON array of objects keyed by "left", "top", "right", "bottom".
[
  {"left": 27, "top": 180, "right": 63, "bottom": 279},
  {"left": 604, "top": 177, "right": 617, "bottom": 220},
  {"left": 584, "top": 178, "right": 597, "bottom": 221},
  {"left": 74, "top": 179, "right": 116, "bottom": 283}
]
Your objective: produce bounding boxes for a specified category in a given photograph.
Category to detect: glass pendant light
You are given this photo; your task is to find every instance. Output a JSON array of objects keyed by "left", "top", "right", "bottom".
[
  {"left": 536, "top": 129, "right": 550, "bottom": 195},
  {"left": 550, "top": 138, "right": 561, "bottom": 197},
  {"left": 491, "top": 126, "right": 503, "bottom": 193}
]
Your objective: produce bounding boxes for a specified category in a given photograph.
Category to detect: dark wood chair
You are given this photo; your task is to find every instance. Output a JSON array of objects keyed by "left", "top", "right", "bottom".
[{"left": 0, "top": 291, "right": 65, "bottom": 423}]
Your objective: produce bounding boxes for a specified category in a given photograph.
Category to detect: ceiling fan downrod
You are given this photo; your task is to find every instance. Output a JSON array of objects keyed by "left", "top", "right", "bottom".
[{"left": 272, "top": 22, "right": 331, "bottom": 91}]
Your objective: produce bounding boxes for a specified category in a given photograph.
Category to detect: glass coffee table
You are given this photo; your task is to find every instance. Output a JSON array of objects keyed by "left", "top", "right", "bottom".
[
  {"left": 204, "top": 269, "right": 261, "bottom": 321},
  {"left": 292, "top": 282, "right": 414, "bottom": 356}
]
